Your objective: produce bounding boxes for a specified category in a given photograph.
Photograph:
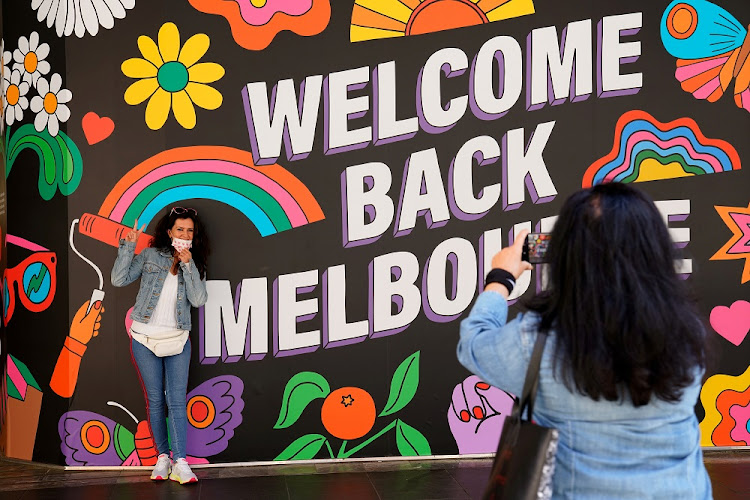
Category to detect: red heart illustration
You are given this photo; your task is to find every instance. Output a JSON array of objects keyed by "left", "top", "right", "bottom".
[
  {"left": 710, "top": 300, "right": 750, "bottom": 346},
  {"left": 81, "top": 112, "right": 115, "bottom": 145}
]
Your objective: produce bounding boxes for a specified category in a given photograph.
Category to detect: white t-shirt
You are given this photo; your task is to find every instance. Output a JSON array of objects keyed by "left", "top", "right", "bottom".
[{"left": 131, "top": 271, "right": 179, "bottom": 336}]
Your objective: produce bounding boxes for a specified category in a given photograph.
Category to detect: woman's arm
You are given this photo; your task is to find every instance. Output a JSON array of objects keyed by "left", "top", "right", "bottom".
[
  {"left": 111, "top": 240, "right": 146, "bottom": 287},
  {"left": 457, "top": 292, "right": 534, "bottom": 397},
  {"left": 180, "top": 259, "right": 208, "bottom": 307},
  {"left": 457, "top": 230, "right": 534, "bottom": 396}
]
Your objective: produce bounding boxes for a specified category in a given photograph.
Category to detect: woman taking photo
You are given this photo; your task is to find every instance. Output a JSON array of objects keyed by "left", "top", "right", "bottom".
[
  {"left": 458, "top": 183, "right": 711, "bottom": 499},
  {"left": 111, "top": 207, "right": 209, "bottom": 484}
]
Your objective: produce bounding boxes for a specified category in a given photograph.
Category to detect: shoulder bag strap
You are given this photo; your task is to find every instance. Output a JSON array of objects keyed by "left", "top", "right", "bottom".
[{"left": 515, "top": 331, "right": 549, "bottom": 422}]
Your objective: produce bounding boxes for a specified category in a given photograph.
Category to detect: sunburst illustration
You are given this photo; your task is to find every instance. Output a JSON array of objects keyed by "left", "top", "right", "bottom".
[
  {"left": 711, "top": 202, "right": 750, "bottom": 284},
  {"left": 351, "top": 0, "right": 535, "bottom": 43}
]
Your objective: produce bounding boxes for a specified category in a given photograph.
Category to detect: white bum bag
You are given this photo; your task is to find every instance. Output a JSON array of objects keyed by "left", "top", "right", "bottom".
[{"left": 130, "top": 328, "right": 189, "bottom": 357}]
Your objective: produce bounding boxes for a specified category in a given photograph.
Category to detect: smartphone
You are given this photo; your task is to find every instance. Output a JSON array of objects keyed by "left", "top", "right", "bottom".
[{"left": 522, "top": 233, "right": 551, "bottom": 264}]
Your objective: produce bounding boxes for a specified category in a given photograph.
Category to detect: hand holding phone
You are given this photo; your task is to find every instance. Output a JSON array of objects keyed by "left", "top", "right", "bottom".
[
  {"left": 488, "top": 230, "right": 534, "bottom": 282},
  {"left": 522, "top": 233, "right": 551, "bottom": 264}
]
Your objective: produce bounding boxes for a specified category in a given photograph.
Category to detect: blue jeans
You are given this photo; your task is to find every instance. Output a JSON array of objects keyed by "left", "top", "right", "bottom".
[{"left": 130, "top": 337, "right": 191, "bottom": 460}]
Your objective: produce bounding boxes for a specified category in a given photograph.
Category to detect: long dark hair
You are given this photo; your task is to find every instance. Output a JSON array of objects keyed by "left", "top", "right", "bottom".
[
  {"left": 149, "top": 208, "right": 210, "bottom": 279},
  {"left": 526, "top": 183, "right": 705, "bottom": 406}
]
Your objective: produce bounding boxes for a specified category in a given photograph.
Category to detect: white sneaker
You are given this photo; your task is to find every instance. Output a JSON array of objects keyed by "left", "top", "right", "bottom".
[
  {"left": 150, "top": 454, "right": 172, "bottom": 480},
  {"left": 169, "top": 458, "right": 198, "bottom": 484}
]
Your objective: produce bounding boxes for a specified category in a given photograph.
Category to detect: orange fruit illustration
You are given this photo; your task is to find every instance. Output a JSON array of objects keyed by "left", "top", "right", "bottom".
[{"left": 320, "top": 387, "right": 376, "bottom": 440}]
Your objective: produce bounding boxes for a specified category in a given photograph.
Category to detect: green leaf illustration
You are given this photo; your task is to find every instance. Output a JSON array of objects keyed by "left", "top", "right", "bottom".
[
  {"left": 275, "top": 434, "right": 328, "bottom": 461},
  {"left": 274, "top": 371, "right": 330, "bottom": 429},
  {"left": 395, "top": 420, "right": 431, "bottom": 457},
  {"left": 379, "top": 351, "right": 420, "bottom": 417},
  {"left": 7, "top": 124, "right": 83, "bottom": 200}
]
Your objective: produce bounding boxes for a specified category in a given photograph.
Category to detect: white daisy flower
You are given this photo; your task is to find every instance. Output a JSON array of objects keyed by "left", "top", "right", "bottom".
[
  {"left": 30, "top": 73, "right": 71, "bottom": 136},
  {"left": 13, "top": 32, "right": 51, "bottom": 86},
  {"left": 1, "top": 38, "right": 8, "bottom": 131},
  {"left": 3, "top": 69, "right": 31, "bottom": 127},
  {"left": 32, "top": 0, "right": 136, "bottom": 38},
  {"left": 1, "top": 38, "right": 10, "bottom": 82}
]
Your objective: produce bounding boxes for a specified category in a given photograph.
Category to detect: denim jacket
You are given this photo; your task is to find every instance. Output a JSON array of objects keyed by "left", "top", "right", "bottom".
[
  {"left": 458, "top": 292, "right": 712, "bottom": 500},
  {"left": 111, "top": 240, "right": 208, "bottom": 330}
]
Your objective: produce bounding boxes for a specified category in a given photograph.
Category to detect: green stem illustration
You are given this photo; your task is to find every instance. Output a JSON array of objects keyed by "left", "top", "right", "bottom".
[
  {"left": 325, "top": 440, "right": 334, "bottom": 459},
  {"left": 2, "top": 125, "right": 7, "bottom": 162},
  {"left": 337, "top": 440, "right": 348, "bottom": 458},
  {"left": 339, "top": 420, "right": 397, "bottom": 459}
]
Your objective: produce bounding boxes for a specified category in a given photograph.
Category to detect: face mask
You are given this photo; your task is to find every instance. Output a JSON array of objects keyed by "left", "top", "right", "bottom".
[{"left": 171, "top": 237, "right": 193, "bottom": 252}]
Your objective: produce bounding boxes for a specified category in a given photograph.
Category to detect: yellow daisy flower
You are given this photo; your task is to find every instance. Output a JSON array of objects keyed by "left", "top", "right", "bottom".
[{"left": 121, "top": 22, "right": 224, "bottom": 130}]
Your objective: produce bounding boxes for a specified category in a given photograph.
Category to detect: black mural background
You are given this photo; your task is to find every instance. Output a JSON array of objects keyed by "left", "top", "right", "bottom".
[{"left": 1, "top": 0, "right": 749, "bottom": 464}]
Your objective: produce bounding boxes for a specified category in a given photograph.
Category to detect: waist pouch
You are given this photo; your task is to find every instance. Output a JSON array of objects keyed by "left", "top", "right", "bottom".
[{"left": 130, "top": 328, "right": 189, "bottom": 357}]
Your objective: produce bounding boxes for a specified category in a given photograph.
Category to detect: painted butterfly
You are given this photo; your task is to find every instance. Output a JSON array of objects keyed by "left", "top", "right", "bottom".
[
  {"left": 661, "top": 0, "right": 750, "bottom": 111},
  {"left": 58, "top": 375, "right": 244, "bottom": 466}
]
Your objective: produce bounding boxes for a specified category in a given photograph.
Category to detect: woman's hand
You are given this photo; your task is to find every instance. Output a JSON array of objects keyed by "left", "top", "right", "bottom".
[
  {"left": 177, "top": 248, "right": 192, "bottom": 264},
  {"left": 125, "top": 219, "right": 146, "bottom": 243},
  {"left": 490, "top": 229, "right": 534, "bottom": 279}
]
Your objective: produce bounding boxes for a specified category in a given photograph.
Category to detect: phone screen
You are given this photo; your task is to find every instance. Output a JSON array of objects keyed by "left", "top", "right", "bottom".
[{"left": 523, "top": 233, "right": 551, "bottom": 264}]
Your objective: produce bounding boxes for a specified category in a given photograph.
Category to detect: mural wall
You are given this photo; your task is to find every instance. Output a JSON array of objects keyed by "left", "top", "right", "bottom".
[{"left": 1, "top": 0, "right": 749, "bottom": 465}]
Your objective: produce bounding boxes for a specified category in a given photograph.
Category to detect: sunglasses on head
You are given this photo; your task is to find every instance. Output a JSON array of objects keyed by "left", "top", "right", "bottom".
[{"left": 170, "top": 207, "right": 198, "bottom": 216}]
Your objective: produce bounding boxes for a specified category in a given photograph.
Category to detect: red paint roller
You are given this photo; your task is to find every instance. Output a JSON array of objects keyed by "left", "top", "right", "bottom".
[{"left": 78, "top": 213, "right": 154, "bottom": 254}]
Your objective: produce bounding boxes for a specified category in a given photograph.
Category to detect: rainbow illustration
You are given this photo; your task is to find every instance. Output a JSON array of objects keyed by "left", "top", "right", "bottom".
[
  {"left": 582, "top": 110, "right": 741, "bottom": 187},
  {"left": 79, "top": 146, "right": 324, "bottom": 252}
]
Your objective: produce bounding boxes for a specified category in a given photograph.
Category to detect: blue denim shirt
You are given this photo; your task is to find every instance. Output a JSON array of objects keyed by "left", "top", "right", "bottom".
[
  {"left": 458, "top": 292, "right": 712, "bottom": 500},
  {"left": 111, "top": 240, "right": 208, "bottom": 330}
]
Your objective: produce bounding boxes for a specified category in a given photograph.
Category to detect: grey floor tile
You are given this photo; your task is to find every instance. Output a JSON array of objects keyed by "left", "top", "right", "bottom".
[
  {"left": 0, "top": 468, "right": 49, "bottom": 479},
  {"left": 0, "top": 489, "right": 26, "bottom": 500},
  {"left": 43, "top": 469, "right": 121, "bottom": 481},
  {"left": 286, "top": 472, "right": 378, "bottom": 500},
  {"left": 36, "top": 477, "right": 122, "bottom": 489},
  {"left": 110, "top": 480, "right": 200, "bottom": 500},
  {"left": 2, "top": 454, "right": 750, "bottom": 500},
  {"left": 446, "top": 467, "right": 491, "bottom": 500},
  {"left": 0, "top": 476, "right": 53, "bottom": 491},
  {"left": 200, "top": 475, "right": 288, "bottom": 499},
  {"left": 368, "top": 469, "right": 470, "bottom": 500},
  {"left": 18, "top": 484, "right": 114, "bottom": 500}
]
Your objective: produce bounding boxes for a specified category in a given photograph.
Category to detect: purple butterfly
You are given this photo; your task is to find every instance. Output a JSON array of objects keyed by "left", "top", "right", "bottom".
[{"left": 59, "top": 375, "right": 244, "bottom": 466}]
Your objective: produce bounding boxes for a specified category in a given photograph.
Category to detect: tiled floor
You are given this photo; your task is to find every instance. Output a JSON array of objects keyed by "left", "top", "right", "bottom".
[{"left": 0, "top": 451, "right": 748, "bottom": 499}]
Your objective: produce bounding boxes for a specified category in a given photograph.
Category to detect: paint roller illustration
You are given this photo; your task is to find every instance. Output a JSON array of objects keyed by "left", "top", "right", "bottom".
[
  {"left": 78, "top": 213, "right": 153, "bottom": 254},
  {"left": 71, "top": 218, "right": 109, "bottom": 314},
  {"left": 75, "top": 146, "right": 325, "bottom": 253}
]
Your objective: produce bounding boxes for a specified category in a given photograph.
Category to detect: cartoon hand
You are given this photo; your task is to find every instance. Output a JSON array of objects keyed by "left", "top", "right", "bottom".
[
  {"left": 50, "top": 299, "right": 105, "bottom": 397},
  {"left": 447, "top": 375, "right": 515, "bottom": 454},
  {"left": 68, "top": 300, "right": 104, "bottom": 345}
]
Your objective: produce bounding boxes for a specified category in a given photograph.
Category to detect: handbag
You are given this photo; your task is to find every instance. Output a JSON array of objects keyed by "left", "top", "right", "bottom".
[
  {"left": 483, "top": 331, "right": 559, "bottom": 500},
  {"left": 130, "top": 328, "right": 190, "bottom": 357}
]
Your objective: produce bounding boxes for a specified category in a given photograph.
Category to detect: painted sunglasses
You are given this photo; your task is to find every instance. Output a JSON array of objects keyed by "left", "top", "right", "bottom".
[{"left": 2, "top": 251, "right": 57, "bottom": 325}]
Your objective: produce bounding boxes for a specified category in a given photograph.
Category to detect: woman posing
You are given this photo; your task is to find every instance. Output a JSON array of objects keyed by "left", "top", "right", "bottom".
[
  {"left": 111, "top": 207, "right": 209, "bottom": 484},
  {"left": 458, "top": 183, "right": 711, "bottom": 499}
]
